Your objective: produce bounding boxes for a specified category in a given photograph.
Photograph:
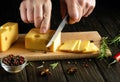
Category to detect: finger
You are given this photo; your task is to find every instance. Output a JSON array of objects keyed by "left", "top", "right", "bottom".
[
  {"left": 34, "top": 4, "right": 43, "bottom": 28},
  {"left": 65, "top": 0, "right": 80, "bottom": 24},
  {"left": 40, "top": 1, "right": 52, "bottom": 33},
  {"left": 83, "top": 0, "right": 95, "bottom": 17},
  {"left": 26, "top": 2, "right": 34, "bottom": 23},
  {"left": 84, "top": 6, "right": 94, "bottom": 17},
  {"left": 60, "top": 0, "right": 67, "bottom": 19},
  {"left": 19, "top": 2, "right": 28, "bottom": 23}
]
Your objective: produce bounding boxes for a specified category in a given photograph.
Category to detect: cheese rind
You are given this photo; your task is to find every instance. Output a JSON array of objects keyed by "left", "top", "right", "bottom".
[
  {"left": 25, "top": 28, "right": 56, "bottom": 51},
  {"left": 0, "top": 22, "right": 18, "bottom": 51}
]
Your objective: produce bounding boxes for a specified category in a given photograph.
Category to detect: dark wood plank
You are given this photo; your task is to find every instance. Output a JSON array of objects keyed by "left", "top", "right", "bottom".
[
  {"left": 83, "top": 13, "right": 110, "bottom": 37},
  {"left": 0, "top": 67, "right": 9, "bottom": 82},
  {"left": 25, "top": 61, "right": 67, "bottom": 82},
  {"left": 0, "top": 67, "right": 27, "bottom": 82},
  {"left": 61, "top": 59, "right": 105, "bottom": 82},
  {"left": 94, "top": 8, "right": 119, "bottom": 37},
  {"left": 95, "top": 58, "right": 120, "bottom": 82},
  {"left": 92, "top": 7, "right": 120, "bottom": 82}
]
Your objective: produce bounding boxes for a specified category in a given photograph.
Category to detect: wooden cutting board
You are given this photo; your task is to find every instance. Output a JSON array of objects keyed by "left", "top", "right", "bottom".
[{"left": 0, "top": 31, "right": 111, "bottom": 61}]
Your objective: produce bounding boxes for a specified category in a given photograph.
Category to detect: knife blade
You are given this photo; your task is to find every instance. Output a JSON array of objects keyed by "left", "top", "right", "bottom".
[{"left": 46, "top": 15, "right": 68, "bottom": 47}]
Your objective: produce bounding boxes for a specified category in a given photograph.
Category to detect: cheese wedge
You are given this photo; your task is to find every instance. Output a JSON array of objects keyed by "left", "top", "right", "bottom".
[
  {"left": 49, "top": 32, "right": 61, "bottom": 52},
  {"left": 25, "top": 28, "right": 55, "bottom": 51},
  {"left": 0, "top": 22, "right": 18, "bottom": 51},
  {"left": 59, "top": 40, "right": 79, "bottom": 51},
  {"left": 83, "top": 43, "right": 99, "bottom": 53}
]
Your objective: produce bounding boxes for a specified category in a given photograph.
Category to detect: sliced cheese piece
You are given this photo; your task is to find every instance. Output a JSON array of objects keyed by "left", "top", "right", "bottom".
[
  {"left": 82, "top": 43, "right": 99, "bottom": 53},
  {"left": 25, "top": 28, "right": 55, "bottom": 51},
  {"left": 73, "top": 40, "right": 81, "bottom": 52},
  {"left": 49, "top": 32, "right": 61, "bottom": 52},
  {"left": 59, "top": 40, "right": 78, "bottom": 51},
  {"left": 79, "top": 40, "right": 90, "bottom": 51},
  {"left": 0, "top": 22, "right": 18, "bottom": 51}
]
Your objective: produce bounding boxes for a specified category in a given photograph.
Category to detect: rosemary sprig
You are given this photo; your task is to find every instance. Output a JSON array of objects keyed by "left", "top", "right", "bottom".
[
  {"left": 109, "top": 34, "right": 120, "bottom": 46},
  {"left": 50, "top": 62, "right": 59, "bottom": 69},
  {"left": 98, "top": 37, "right": 109, "bottom": 59}
]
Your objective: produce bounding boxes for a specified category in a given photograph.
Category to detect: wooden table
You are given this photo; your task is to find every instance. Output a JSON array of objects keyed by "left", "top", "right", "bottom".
[{"left": 0, "top": 2, "right": 120, "bottom": 82}]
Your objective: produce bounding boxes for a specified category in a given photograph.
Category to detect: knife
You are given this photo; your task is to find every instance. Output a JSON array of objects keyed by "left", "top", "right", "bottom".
[{"left": 46, "top": 15, "right": 68, "bottom": 47}]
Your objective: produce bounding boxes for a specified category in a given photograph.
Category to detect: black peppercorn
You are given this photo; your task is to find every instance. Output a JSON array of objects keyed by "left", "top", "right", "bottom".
[{"left": 2, "top": 54, "right": 25, "bottom": 66}]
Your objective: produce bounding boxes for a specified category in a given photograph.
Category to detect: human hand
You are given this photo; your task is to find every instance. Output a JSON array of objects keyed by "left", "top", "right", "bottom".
[
  {"left": 19, "top": 0, "right": 52, "bottom": 33},
  {"left": 60, "top": 0, "right": 96, "bottom": 24}
]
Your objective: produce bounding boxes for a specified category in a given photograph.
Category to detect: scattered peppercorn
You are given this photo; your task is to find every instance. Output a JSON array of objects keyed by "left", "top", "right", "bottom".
[
  {"left": 82, "top": 61, "right": 89, "bottom": 68},
  {"left": 67, "top": 67, "right": 77, "bottom": 74},
  {"left": 83, "top": 63, "right": 89, "bottom": 67},
  {"left": 2, "top": 54, "right": 25, "bottom": 66},
  {"left": 40, "top": 68, "right": 51, "bottom": 76}
]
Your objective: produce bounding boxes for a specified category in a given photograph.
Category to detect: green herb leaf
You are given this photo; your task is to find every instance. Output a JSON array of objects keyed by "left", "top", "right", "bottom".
[
  {"left": 98, "top": 37, "right": 109, "bottom": 59},
  {"left": 27, "top": 61, "right": 34, "bottom": 67},
  {"left": 50, "top": 62, "right": 59, "bottom": 69},
  {"left": 110, "top": 34, "right": 120, "bottom": 46}
]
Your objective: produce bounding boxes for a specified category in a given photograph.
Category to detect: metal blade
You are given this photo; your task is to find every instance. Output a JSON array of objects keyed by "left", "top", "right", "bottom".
[{"left": 46, "top": 15, "right": 68, "bottom": 47}]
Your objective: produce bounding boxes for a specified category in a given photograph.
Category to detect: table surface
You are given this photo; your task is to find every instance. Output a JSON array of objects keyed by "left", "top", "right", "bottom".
[{"left": 0, "top": 3, "right": 120, "bottom": 82}]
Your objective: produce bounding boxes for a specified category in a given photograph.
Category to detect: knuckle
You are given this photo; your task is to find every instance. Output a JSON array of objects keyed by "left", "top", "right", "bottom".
[
  {"left": 27, "top": 17, "right": 34, "bottom": 23},
  {"left": 35, "top": 16, "right": 43, "bottom": 21}
]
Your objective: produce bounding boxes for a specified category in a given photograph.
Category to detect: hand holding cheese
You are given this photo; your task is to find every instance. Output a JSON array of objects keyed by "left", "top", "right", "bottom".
[{"left": 0, "top": 22, "right": 18, "bottom": 51}]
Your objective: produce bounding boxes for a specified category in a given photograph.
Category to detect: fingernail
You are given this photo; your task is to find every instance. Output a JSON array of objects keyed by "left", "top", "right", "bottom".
[{"left": 69, "top": 19, "right": 76, "bottom": 24}]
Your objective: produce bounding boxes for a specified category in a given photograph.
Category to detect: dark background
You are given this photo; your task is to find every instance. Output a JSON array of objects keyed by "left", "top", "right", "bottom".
[{"left": 0, "top": 0, "right": 119, "bottom": 33}]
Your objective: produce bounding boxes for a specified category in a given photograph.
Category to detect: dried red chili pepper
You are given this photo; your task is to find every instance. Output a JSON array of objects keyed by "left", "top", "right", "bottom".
[{"left": 109, "top": 52, "right": 120, "bottom": 66}]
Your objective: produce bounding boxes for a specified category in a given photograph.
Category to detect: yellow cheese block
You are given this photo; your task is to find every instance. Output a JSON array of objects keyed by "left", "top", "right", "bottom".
[
  {"left": 82, "top": 43, "right": 99, "bottom": 53},
  {"left": 59, "top": 40, "right": 79, "bottom": 51},
  {"left": 49, "top": 32, "right": 61, "bottom": 52},
  {"left": 0, "top": 22, "right": 18, "bottom": 51},
  {"left": 25, "top": 28, "right": 57, "bottom": 51}
]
